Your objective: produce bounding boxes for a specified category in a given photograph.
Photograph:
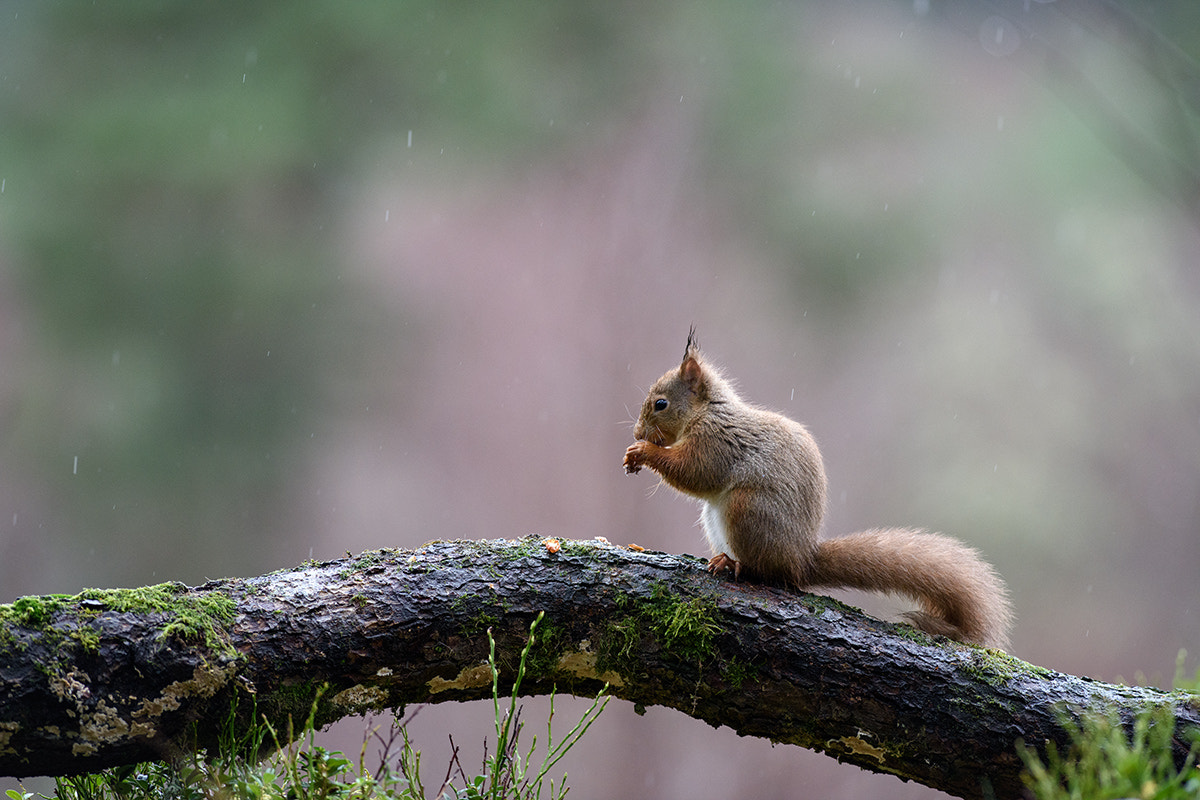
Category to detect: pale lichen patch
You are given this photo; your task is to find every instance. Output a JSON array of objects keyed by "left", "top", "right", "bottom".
[
  {"left": 133, "top": 661, "right": 237, "bottom": 721},
  {"left": 74, "top": 699, "right": 130, "bottom": 756},
  {"left": 557, "top": 648, "right": 625, "bottom": 687},
  {"left": 48, "top": 670, "right": 92, "bottom": 706},
  {"left": 427, "top": 663, "right": 492, "bottom": 693},
  {"left": 333, "top": 684, "right": 389, "bottom": 713},
  {"left": 834, "top": 732, "right": 886, "bottom": 763},
  {"left": 0, "top": 721, "right": 20, "bottom": 755}
]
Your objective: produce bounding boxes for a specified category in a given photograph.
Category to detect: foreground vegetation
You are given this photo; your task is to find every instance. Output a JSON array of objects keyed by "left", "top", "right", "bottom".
[{"left": 1020, "top": 653, "right": 1200, "bottom": 800}]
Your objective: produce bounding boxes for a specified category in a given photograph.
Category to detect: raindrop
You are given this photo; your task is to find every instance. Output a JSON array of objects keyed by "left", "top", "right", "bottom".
[
  {"left": 73, "top": 456, "right": 78, "bottom": 475},
  {"left": 979, "top": 16, "right": 1020, "bottom": 57},
  {"left": 407, "top": 130, "right": 413, "bottom": 148}
]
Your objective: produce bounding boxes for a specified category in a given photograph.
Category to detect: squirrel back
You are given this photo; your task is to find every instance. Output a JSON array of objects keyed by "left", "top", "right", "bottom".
[{"left": 624, "top": 330, "right": 1013, "bottom": 649}]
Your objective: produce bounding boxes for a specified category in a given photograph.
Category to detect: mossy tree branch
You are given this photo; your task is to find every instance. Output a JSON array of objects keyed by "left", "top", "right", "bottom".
[{"left": 0, "top": 538, "right": 1196, "bottom": 799}]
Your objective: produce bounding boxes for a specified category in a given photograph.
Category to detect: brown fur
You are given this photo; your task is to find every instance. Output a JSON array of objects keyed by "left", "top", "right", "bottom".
[{"left": 624, "top": 332, "right": 1013, "bottom": 649}]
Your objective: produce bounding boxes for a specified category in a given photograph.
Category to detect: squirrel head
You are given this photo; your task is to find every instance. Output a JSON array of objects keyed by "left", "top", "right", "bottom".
[{"left": 634, "top": 328, "right": 718, "bottom": 446}]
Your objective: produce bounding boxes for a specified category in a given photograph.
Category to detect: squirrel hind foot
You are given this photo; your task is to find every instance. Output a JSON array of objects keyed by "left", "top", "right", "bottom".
[{"left": 706, "top": 553, "right": 742, "bottom": 581}]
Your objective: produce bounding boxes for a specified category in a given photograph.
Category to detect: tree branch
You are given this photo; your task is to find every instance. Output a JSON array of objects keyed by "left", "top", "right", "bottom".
[{"left": 1, "top": 538, "right": 1195, "bottom": 799}]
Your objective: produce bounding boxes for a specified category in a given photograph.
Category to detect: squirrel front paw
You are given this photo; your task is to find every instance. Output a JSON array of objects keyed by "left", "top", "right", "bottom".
[{"left": 623, "top": 440, "right": 648, "bottom": 474}]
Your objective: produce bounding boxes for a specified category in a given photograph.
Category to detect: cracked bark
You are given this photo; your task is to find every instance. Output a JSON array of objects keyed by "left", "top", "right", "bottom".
[{"left": 1, "top": 537, "right": 1196, "bottom": 800}]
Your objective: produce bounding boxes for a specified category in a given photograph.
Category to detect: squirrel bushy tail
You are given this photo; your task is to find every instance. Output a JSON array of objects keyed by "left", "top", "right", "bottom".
[{"left": 810, "top": 528, "right": 1012, "bottom": 648}]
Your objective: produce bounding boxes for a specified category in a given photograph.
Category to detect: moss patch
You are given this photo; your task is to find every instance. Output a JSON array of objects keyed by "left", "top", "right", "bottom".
[
  {"left": 525, "top": 617, "right": 568, "bottom": 676},
  {"left": 722, "top": 656, "right": 759, "bottom": 690},
  {"left": 960, "top": 647, "right": 1055, "bottom": 688},
  {"left": 79, "top": 583, "right": 237, "bottom": 651},
  {"left": 5, "top": 595, "right": 74, "bottom": 628},
  {"left": 0, "top": 582, "right": 237, "bottom": 657},
  {"left": 599, "top": 583, "right": 723, "bottom": 673}
]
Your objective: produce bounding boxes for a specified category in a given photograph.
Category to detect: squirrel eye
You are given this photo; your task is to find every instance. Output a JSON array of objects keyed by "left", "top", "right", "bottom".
[{"left": 653, "top": 398, "right": 669, "bottom": 412}]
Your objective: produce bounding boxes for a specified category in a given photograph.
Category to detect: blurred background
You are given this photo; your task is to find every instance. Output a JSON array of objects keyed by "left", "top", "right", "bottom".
[{"left": 2, "top": 2, "right": 1199, "bottom": 797}]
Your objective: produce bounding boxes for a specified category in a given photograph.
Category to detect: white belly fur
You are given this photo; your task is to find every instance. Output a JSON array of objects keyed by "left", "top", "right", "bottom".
[{"left": 700, "top": 501, "right": 732, "bottom": 557}]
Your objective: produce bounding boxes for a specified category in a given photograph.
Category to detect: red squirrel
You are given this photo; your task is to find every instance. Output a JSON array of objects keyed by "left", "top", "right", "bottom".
[{"left": 623, "top": 330, "right": 1012, "bottom": 649}]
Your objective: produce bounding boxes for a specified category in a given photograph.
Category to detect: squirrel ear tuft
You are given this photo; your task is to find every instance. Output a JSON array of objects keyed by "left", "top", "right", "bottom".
[
  {"left": 680, "top": 326, "right": 707, "bottom": 393},
  {"left": 683, "top": 326, "right": 700, "bottom": 361}
]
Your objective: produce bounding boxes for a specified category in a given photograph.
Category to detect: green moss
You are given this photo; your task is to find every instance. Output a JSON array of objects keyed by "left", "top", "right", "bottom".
[
  {"left": 961, "top": 648, "right": 1054, "bottom": 688},
  {"left": 556, "top": 538, "right": 608, "bottom": 561},
  {"left": 0, "top": 582, "right": 237, "bottom": 657},
  {"left": 348, "top": 549, "right": 394, "bottom": 574},
  {"left": 8, "top": 596, "right": 62, "bottom": 627},
  {"left": 722, "top": 656, "right": 759, "bottom": 690},
  {"left": 645, "top": 584, "right": 722, "bottom": 660},
  {"left": 69, "top": 624, "right": 101, "bottom": 654},
  {"left": 525, "top": 618, "right": 568, "bottom": 676},
  {"left": 604, "top": 612, "right": 639, "bottom": 666},
  {"left": 454, "top": 607, "right": 502, "bottom": 641},
  {"left": 250, "top": 681, "right": 341, "bottom": 736},
  {"left": 1173, "top": 649, "right": 1200, "bottom": 694},
  {"left": 77, "top": 583, "right": 237, "bottom": 652},
  {"left": 506, "top": 535, "right": 554, "bottom": 561},
  {"left": 599, "top": 583, "right": 723, "bottom": 673},
  {"left": 891, "top": 623, "right": 937, "bottom": 647}
]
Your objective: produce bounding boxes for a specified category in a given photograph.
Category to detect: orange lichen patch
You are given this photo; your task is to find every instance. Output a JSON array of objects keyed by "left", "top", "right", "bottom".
[{"left": 542, "top": 538, "right": 561, "bottom": 554}]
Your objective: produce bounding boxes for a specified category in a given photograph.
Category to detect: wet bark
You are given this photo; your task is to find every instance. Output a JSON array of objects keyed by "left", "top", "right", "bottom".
[{"left": 0, "top": 537, "right": 1196, "bottom": 799}]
